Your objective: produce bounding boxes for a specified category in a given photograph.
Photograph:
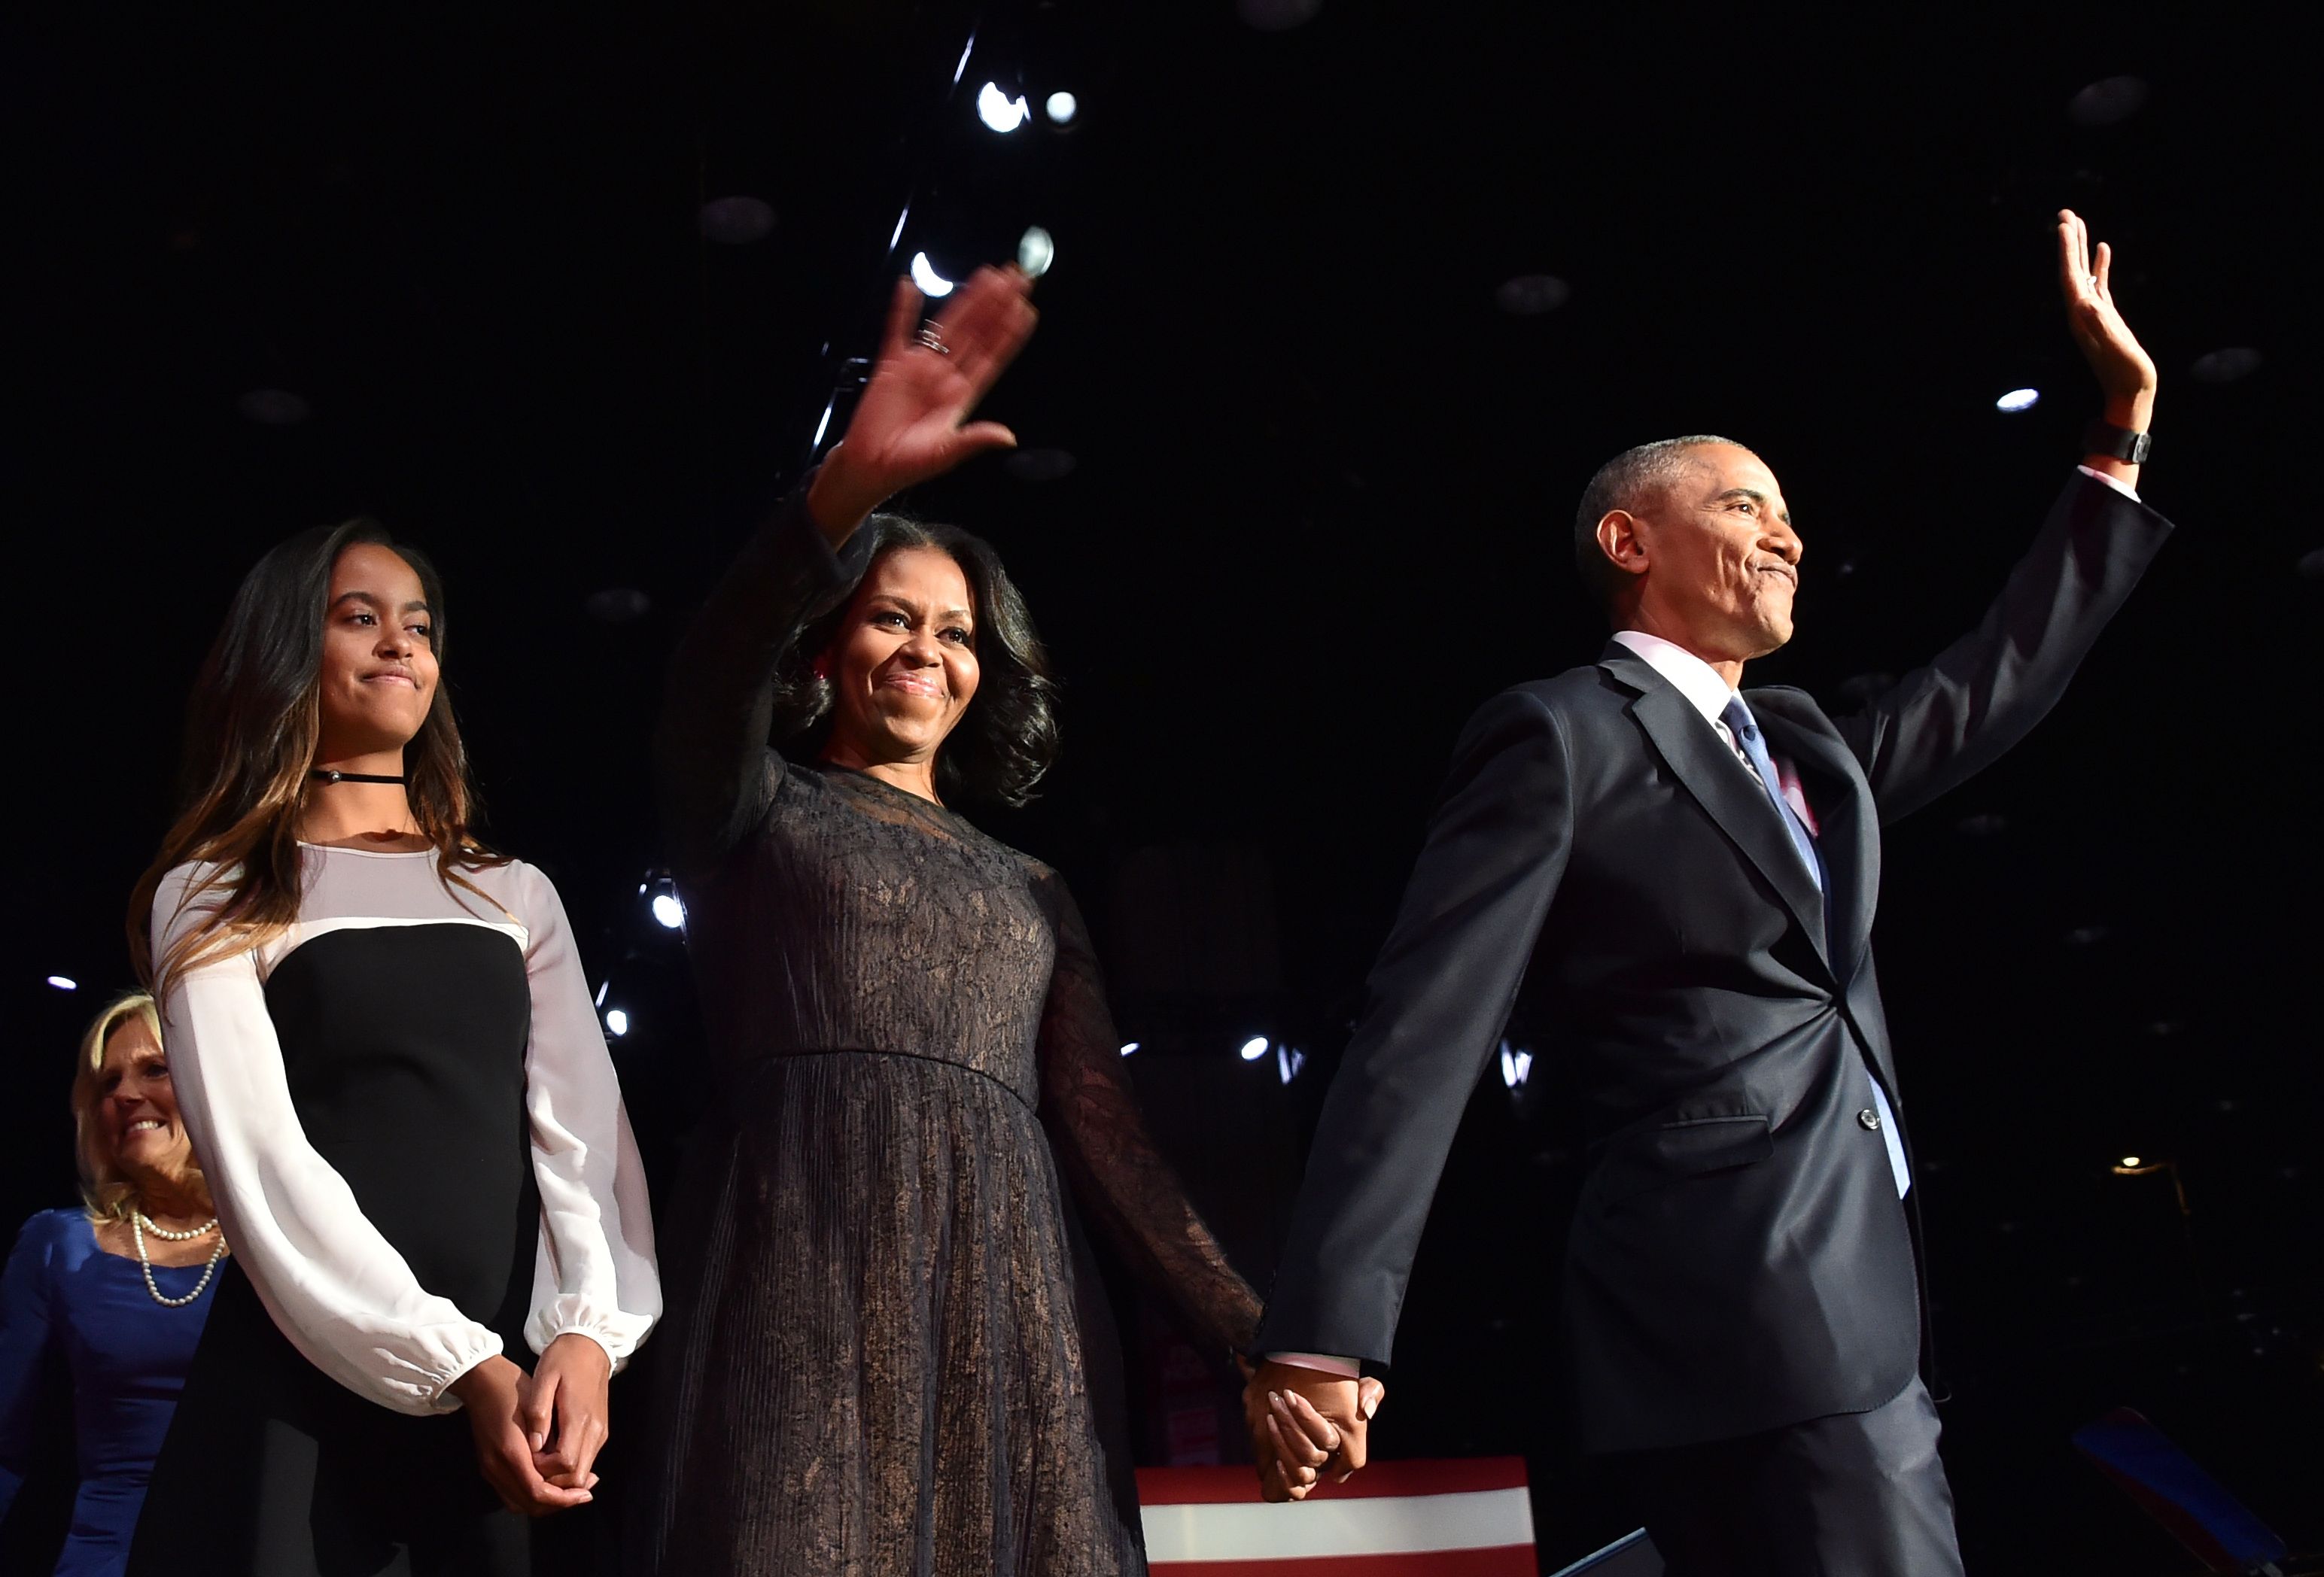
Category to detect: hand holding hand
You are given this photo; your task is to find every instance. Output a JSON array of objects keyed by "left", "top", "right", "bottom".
[
  {"left": 2056, "top": 208, "right": 2158, "bottom": 430},
  {"left": 520, "top": 1332, "right": 613, "bottom": 1492},
  {"left": 1241, "top": 1360, "right": 1384, "bottom": 1503},
  {"left": 808, "top": 263, "right": 1040, "bottom": 538},
  {"left": 447, "top": 1354, "right": 593, "bottom": 1516}
]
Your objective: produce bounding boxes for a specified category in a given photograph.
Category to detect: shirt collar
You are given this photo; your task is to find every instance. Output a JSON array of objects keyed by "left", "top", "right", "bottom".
[{"left": 1611, "top": 629, "right": 1739, "bottom": 725}]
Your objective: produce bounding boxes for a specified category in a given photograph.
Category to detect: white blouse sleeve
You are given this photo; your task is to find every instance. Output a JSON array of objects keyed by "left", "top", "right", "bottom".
[
  {"left": 151, "top": 865, "right": 503, "bottom": 1415},
  {"left": 513, "top": 864, "right": 662, "bottom": 1369}
]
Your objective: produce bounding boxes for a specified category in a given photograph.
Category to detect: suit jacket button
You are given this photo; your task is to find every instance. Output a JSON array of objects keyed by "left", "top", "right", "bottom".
[{"left": 1857, "top": 1108, "right": 1882, "bottom": 1132}]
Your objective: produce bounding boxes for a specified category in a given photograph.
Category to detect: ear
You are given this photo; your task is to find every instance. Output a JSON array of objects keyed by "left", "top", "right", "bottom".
[{"left": 1595, "top": 509, "right": 1650, "bottom": 579}]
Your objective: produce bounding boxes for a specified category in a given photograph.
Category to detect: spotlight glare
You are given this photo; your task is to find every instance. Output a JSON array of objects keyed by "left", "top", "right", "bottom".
[
  {"left": 888, "top": 205, "right": 911, "bottom": 254},
  {"left": 1995, "top": 387, "right": 2040, "bottom": 413},
  {"left": 976, "top": 81, "right": 1031, "bottom": 133},
  {"left": 2122, "top": 1155, "right": 2142, "bottom": 1168},
  {"left": 594, "top": 979, "right": 609, "bottom": 1007},
  {"left": 910, "top": 252, "right": 956, "bottom": 298},
  {"left": 1017, "top": 226, "right": 1054, "bottom": 278},
  {"left": 1119, "top": 1041, "right": 1139, "bottom": 1057},
  {"left": 47, "top": 975, "right": 78, "bottom": 991},
  {"left": 1276, "top": 1044, "right": 1306, "bottom": 1084},
  {"left": 604, "top": 1008, "right": 630, "bottom": 1038},
  {"left": 1045, "top": 91, "right": 1078, "bottom": 124},
  {"left": 1237, "top": 1035, "right": 1270, "bottom": 1062},
  {"left": 1498, "top": 1041, "right": 1534, "bottom": 1088},
  {"left": 650, "top": 893, "right": 686, "bottom": 930}
]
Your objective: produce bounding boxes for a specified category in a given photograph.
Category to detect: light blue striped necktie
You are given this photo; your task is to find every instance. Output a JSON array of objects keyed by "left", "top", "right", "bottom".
[{"left": 1720, "top": 695, "right": 1911, "bottom": 1198}]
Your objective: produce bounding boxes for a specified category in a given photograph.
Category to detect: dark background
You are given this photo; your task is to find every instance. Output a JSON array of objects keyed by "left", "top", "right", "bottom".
[{"left": 7, "top": 2, "right": 2318, "bottom": 1569}]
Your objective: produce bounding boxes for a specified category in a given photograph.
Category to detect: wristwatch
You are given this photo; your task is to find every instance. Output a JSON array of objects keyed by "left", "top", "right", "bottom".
[{"left": 2082, "top": 420, "right": 2153, "bottom": 465}]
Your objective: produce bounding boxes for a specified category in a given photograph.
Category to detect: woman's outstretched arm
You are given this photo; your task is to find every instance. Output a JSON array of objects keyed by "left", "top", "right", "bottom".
[
  {"left": 1032, "top": 873, "right": 1265, "bottom": 1357},
  {"left": 655, "top": 264, "right": 1038, "bottom": 876}
]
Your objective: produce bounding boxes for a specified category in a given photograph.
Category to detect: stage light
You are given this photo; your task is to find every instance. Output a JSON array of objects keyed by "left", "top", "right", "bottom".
[
  {"left": 1995, "top": 388, "right": 2040, "bottom": 412},
  {"left": 1276, "top": 1044, "right": 1306, "bottom": 1084},
  {"left": 911, "top": 252, "right": 955, "bottom": 298},
  {"left": 1499, "top": 1042, "right": 1533, "bottom": 1088},
  {"left": 977, "top": 82, "right": 1030, "bottom": 133},
  {"left": 1239, "top": 0, "right": 1323, "bottom": 29},
  {"left": 2190, "top": 347, "right": 2262, "bottom": 384},
  {"left": 2122, "top": 1155, "right": 2142, "bottom": 1168},
  {"left": 951, "top": 30, "right": 977, "bottom": 87},
  {"left": 1119, "top": 1041, "right": 1139, "bottom": 1057},
  {"left": 595, "top": 979, "right": 609, "bottom": 1007},
  {"left": 2068, "top": 75, "right": 2149, "bottom": 128},
  {"left": 1238, "top": 1035, "right": 1270, "bottom": 1062},
  {"left": 1017, "top": 226, "right": 1054, "bottom": 278},
  {"left": 605, "top": 1008, "right": 630, "bottom": 1038},
  {"left": 812, "top": 396, "right": 837, "bottom": 450},
  {"left": 698, "top": 196, "right": 775, "bottom": 245},
  {"left": 1002, "top": 448, "right": 1076, "bottom": 483},
  {"left": 47, "top": 975, "right": 78, "bottom": 991},
  {"left": 651, "top": 893, "right": 686, "bottom": 930},
  {"left": 1496, "top": 274, "right": 1571, "bottom": 316},
  {"left": 1045, "top": 91, "right": 1078, "bottom": 125},
  {"left": 239, "top": 388, "right": 310, "bottom": 425}
]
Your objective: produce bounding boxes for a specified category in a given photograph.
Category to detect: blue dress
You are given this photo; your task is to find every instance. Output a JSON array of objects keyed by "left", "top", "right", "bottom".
[{"left": 0, "top": 1210, "right": 214, "bottom": 1577}]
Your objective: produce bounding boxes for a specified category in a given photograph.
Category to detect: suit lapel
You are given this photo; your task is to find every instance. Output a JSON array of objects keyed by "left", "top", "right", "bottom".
[
  {"left": 1599, "top": 647, "right": 1832, "bottom": 977},
  {"left": 1751, "top": 692, "right": 1880, "bottom": 984}
]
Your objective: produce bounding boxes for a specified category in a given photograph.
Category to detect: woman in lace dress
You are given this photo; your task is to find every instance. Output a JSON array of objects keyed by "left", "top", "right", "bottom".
[{"left": 632, "top": 268, "right": 1332, "bottom": 1574}]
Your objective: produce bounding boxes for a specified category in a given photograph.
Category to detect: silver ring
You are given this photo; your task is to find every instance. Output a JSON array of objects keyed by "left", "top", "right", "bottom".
[{"left": 914, "top": 321, "right": 950, "bottom": 355}]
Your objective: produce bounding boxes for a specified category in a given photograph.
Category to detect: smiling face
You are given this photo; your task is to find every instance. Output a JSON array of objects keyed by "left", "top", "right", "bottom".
[
  {"left": 1613, "top": 443, "right": 1803, "bottom": 663},
  {"left": 95, "top": 1016, "right": 195, "bottom": 1188},
  {"left": 317, "top": 542, "right": 439, "bottom": 762},
  {"left": 821, "top": 546, "right": 981, "bottom": 770}
]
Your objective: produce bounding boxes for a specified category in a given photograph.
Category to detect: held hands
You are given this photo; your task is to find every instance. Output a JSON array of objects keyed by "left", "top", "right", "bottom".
[
  {"left": 448, "top": 1353, "right": 595, "bottom": 1516},
  {"left": 807, "top": 263, "right": 1041, "bottom": 539},
  {"left": 1241, "top": 1359, "right": 1386, "bottom": 1503},
  {"left": 2057, "top": 208, "right": 2158, "bottom": 433},
  {"left": 521, "top": 1332, "right": 613, "bottom": 1493}
]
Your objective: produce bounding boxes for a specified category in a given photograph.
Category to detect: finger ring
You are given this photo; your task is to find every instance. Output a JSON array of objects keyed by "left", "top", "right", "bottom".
[{"left": 914, "top": 321, "right": 950, "bottom": 355}]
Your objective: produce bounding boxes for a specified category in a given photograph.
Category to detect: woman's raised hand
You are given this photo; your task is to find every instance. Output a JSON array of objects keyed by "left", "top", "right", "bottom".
[{"left": 808, "top": 264, "right": 1040, "bottom": 539}]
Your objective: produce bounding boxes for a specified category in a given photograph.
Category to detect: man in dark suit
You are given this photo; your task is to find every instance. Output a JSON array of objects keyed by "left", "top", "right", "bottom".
[{"left": 1240, "top": 211, "right": 2171, "bottom": 1571}]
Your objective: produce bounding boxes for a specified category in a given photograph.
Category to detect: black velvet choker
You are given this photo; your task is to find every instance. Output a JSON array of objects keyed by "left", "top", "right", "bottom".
[{"left": 310, "top": 769, "right": 408, "bottom": 785}]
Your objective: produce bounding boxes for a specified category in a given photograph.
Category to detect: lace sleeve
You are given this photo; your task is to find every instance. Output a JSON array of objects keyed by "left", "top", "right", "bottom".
[
  {"left": 1032, "top": 871, "right": 1263, "bottom": 1357},
  {"left": 655, "top": 485, "right": 852, "bottom": 877}
]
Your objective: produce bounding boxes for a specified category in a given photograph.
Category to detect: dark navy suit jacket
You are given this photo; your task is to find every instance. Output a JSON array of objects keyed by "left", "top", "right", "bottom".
[{"left": 1255, "top": 472, "right": 2174, "bottom": 1453}]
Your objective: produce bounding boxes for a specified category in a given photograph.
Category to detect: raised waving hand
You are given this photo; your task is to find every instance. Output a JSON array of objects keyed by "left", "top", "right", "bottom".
[
  {"left": 2057, "top": 208, "right": 2158, "bottom": 489},
  {"left": 807, "top": 264, "right": 1039, "bottom": 539}
]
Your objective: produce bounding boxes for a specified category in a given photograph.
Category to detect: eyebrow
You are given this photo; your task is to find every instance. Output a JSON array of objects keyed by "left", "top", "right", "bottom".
[
  {"left": 865, "top": 593, "right": 975, "bottom": 623},
  {"left": 331, "top": 591, "right": 433, "bottom": 615},
  {"left": 1711, "top": 487, "right": 1792, "bottom": 525}
]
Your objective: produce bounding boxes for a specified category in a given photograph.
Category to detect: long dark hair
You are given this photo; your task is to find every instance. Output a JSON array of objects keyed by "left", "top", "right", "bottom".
[
  {"left": 130, "top": 518, "right": 503, "bottom": 989},
  {"left": 772, "top": 513, "right": 1060, "bottom": 807}
]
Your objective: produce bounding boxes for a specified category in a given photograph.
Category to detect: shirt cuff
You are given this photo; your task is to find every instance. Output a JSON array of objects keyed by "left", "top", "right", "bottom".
[
  {"left": 2076, "top": 463, "right": 2140, "bottom": 503},
  {"left": 1267, "top": 1351, "right": 1361, "bottom": 1378}
]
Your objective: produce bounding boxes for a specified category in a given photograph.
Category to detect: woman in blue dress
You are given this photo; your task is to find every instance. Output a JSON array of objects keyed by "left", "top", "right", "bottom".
[{"left": 0, "top": 992, "right": 227, "bottom": 1576}]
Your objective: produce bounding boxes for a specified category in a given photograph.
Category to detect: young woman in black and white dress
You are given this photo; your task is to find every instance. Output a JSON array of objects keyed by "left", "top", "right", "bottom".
[{"left": 124, "top": 524, "right": 660, "bottom": 1575}]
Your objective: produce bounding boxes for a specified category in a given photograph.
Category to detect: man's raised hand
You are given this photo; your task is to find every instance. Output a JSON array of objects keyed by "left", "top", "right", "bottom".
[
  {"left": 2056, "top": 208, "right": 2158, "bottom": 433},
  {"left": 807, "top": 264, "right": 1039, "bottom": 539}
]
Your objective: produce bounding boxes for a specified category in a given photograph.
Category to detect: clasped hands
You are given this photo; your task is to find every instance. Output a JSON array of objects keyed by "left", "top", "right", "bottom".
[
  {"left": 1240, "top": 1359, "right": 1386, "bottom": 1503},
  {"left": 449, "top": 1331, "right": 613, "bottom": 1517}
]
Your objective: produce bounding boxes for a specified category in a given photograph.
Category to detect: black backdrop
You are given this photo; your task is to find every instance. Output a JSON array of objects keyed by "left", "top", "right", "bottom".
[{"left": 7, "top": 2, "right": 2318, "bottom": 1568}]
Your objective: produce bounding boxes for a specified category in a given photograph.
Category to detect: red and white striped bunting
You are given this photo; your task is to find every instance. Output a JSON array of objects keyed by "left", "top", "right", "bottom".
[{"left": 1137, "top": 1458, "right": 1536, "bottom": 1575}]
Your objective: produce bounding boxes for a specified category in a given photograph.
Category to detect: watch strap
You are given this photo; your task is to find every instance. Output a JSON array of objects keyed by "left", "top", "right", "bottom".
[{"left": 2082, "top": 420, "right": 2152, "bottom": 465}]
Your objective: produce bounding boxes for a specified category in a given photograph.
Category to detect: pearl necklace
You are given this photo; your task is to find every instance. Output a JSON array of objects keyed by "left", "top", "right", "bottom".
[{"left": 132, "top": 1211, "right": 225, "bottom": 1308}]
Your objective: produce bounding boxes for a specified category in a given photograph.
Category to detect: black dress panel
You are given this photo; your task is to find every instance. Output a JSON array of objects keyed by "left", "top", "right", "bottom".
[
  {"left": 132, "top": 923, "right": 537, "bottom": 1577},
  {"left": 634, "top": 496, "right": 1261, "bottom": 1576}
]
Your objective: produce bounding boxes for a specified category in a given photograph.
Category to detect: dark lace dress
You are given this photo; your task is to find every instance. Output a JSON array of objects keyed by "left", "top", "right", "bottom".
[{"left": 631, "top": 494, "right": 1261, "bottom": 1576}]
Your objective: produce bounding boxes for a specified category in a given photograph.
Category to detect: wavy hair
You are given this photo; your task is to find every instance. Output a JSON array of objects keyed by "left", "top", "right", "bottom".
[
  {"left": 129, "top": 518, "right": 504, "bottom": 992},
  {"left": 71, "top": 992, "right": 211, "bottom": 1224},
  {"left": 770, "top": 513, "right": 1060, "bottom": 807}
]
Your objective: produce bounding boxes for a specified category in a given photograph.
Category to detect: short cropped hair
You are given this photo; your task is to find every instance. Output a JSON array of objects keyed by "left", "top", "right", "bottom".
[{"left": 1572, "top": 435, "right": 1749, "bottom": 619}]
